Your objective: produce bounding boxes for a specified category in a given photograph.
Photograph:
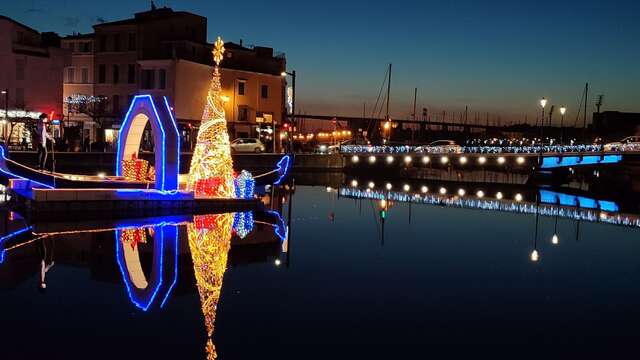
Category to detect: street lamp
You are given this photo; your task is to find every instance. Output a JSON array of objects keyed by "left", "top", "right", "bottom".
[
  {"left": 559, "top": 106, "right": 567, "bottom": 144},
  {"left": 539, "top": 97, "right": 547, "bottom": 142},
  {"left": 281, "top": 70, "right": 296, "bottom": 153}
]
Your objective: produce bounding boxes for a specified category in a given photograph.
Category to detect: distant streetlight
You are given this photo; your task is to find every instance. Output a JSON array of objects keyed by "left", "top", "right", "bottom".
[
  {"left": 281, "top": 70, "right": 296, "bottom": 153},
  {"left": 559, "top": 106, "right": 567, "bottom": 144},
  {"left": 539, "top": 97, "right": 547, "bottom": 142}
]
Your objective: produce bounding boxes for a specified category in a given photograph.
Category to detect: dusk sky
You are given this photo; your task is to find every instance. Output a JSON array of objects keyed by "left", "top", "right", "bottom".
[{"left": 3, "top": 0, "right": 640, "bottom": 124}]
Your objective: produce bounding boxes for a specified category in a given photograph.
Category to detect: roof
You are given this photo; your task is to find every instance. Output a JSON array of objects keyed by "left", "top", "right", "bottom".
[
  {"left": 93, "top": 7, "right": 204, "bottom": 28},
  {"left": 63, "top": 33, "right": 94, "bottom": 40},
  {"left": 0, "top": 15, "right": 40, "bottom": 34}
]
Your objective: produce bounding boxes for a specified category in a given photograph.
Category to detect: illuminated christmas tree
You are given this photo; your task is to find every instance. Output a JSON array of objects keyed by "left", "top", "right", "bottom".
[
  {"left": 188, "top": 36, "right": 235, "bottom": 198},
  {"left": 187, "top": 213, "right": 234, "bottom": 360}
]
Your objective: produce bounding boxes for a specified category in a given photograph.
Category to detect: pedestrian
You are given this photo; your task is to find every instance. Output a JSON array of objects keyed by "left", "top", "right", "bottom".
[{"left": 35, "top": 113, "right": 54, "bottom": 170}]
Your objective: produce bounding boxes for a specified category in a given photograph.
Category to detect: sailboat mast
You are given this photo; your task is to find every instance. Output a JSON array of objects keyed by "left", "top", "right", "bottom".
[{"left": 386, "top": 63, "right": 392, "bottom": 121}]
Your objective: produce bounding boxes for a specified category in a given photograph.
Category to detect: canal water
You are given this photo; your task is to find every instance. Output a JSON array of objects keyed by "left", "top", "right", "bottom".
[{"left": 1, "top": 183, "right": 640, "bottom": 358}]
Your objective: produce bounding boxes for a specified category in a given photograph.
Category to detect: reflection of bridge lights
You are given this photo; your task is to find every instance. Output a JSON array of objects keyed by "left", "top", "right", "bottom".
[
  {"left": 351, "top": 155, "right": 359, "bottom": 163},
  {"left": 350, "top": 180, "right": 358, "bottom": 187},
  {"left": 497, "top": 156, "right": 506, "bottom": 164},
  {"left": 326, "top": 186, "right": 333, "bottom": 192},
  {"left": 380, "top": 199, "right": 387, "bottom": 208},
  {"left": 275, "top": 259, "right": 281, "bottom": 266},
  {"left": 551, "top": 234, "right": 559, "bottom": 245},
  {"left": 422, "top": 156, "right": 430, "bottom": 164},
  {"left": 421, "top": 186, "right": 428, "bottom": 193},
  {"left": 459, "top": 156, "right": 467, "bottom": 164},
  {"left": 530, "top": 250, "right": 539, "bottom": 262},
  {"left": 515, "top": 193, "right": 523, "bottom": 202},
  {"left": 97, "top": 172, "right": 106, "bottom": 178},
  {"left": 440, "top": 156, "right": 449, "bottom": 164},
  {"left": 458, "top": 188, "right": 466, "bottom": 196},
  {"left": 368, "top": 181, "right": 375, "bottom": 189},
  {"left": 476, "top": 190, "right": 485, "bottom": 198},
  {"left": 478, "top": 156, "right": 487, "bottom": 164},
  {"left": 404, "top": 155, "right": 412, "bottom": 164},
  {"left": 403, "top": 184, "right": 410, "bottom": 192},
  {"left": 385, "top": 183, "right": 392, "bottom": 190},
  {"left": 439, "top": 187, "right": 447, "bottom": 195},
  {"left": 516, "top": 156, "right": 525, "bottom": 164},
  {"left": 496, "top": 192, "right": 503, "bottom": 200},
  {"left": 368, "top": 155, "right": 376, "bottom": 164},
  {"left": 386, "top": 155, "right": 394, "bottom": 164}
]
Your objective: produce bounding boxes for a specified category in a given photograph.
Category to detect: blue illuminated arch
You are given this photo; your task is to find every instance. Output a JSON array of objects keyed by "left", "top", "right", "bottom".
[{"left": 116, "top": 95, "right": 180, "bottom": 191}]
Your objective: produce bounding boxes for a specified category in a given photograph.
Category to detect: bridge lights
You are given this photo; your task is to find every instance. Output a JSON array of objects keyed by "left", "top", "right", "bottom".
[
  {"left": 351, "top": 155, "right": 359, "bottom": 163},
  {"left": 403, "top": 184, "right": 410, "bottom": 192},
  {"left": 368, "top": 155, "right": 376, "bottom": 164},
  {"left": 497, "top": 156, "right": 506, "bottom": 165},
  {"left": 457, "top": 188, "right": 466, "bottom": 196},
  {"left": 459, "top": 156, "right": 467, "bottom": 165},
  {"left": 368, "top": 181, "right": 375, "bottom": 189},
  {"left": 476, "top": 190, "right": 485, "bottom": 198},
  {"left": 478, "top": 156, "right": 487, "bottom": 165},
  {"left": 386, "top": 155, "right": 394, "bottom": 164},
  {"left": 351, "top": 179, "right": 358, "bottom": 187},
  {"left": 422, "top": 156, "right": 430, "bottom": 164},
  {"left": 551, "top": 234, "right": 559, "bottom": 245},
  {"left": 496, "top": 191, "right": 503, "bottom": 200},
  {"left": 440, "top": 156, "right": 449, "bottom": 164},
  {"left": 386, "top": 182, "right": 393, "bottom": 190},
  {"left": 439, "top": 187, "right": 447, "bottom": 195},
  {"left": 516, "top": 156, "right": 525, "bottom": 165},
  {"left": 515, "top": 193, "right": 523, "bottom": 202},
  {"left": 404, "top": 155, "right": 412, "bottom": 164},
  {"left": 421, "top": 185, "right": 429, "bottom": 193}
]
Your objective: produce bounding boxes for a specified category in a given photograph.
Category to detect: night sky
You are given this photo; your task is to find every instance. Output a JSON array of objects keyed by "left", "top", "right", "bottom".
[{"left": 3, "top": 0, "right": 640, "bottom": 124}]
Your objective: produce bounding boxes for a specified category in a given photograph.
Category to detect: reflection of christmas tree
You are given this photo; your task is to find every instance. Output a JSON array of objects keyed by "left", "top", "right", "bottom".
[
  {"left": 188, "top": 36, "right": 235, "bottom": 198},
  {"left": 188, "top": 213, "right": 234, "bottom": 360}
]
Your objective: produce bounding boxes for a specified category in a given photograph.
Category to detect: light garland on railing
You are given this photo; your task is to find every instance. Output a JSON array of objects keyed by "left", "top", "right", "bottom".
[
  {"left": 340, "top": 144, "right": 605, "bottom": 154},
  {"left": 339, "top": 187, "right": 640, "bottom": 228},
  {"left": 64, "top": 94, "right": 108, "bottom": 105},
  {"left": 188, "top": 36, "right": 235, "bottom": 199}
]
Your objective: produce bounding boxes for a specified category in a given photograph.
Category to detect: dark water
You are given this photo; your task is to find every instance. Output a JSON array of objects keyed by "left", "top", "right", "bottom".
[{"left": 1, "top": 184, "right": 640, "bottom": 358}]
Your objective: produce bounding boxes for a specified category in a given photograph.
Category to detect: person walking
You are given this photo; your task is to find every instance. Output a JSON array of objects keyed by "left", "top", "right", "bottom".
[{"left": 35, "top": 113, "right": 53, "bottom": 170}]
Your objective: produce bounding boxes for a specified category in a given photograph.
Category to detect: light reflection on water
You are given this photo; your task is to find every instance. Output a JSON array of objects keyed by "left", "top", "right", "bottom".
[{"left": 1, "top": 184, "right": 640, "bottom": 358}]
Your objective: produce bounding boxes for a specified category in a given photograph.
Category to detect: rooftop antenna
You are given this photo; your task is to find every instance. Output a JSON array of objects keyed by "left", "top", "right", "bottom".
[{"left": 151, "top": 0, "right": 157, "bottom": 10}]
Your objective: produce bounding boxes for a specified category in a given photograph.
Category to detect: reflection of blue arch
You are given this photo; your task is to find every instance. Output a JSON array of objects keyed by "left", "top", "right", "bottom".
[
  {"left": 116, "top": 95, "right": 180, "bottom": 190},
  {"left": 115, "top": 224, "right": 179, "bottom": 311}
]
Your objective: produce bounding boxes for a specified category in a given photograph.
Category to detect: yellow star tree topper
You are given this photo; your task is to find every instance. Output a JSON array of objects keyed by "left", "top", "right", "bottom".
[{"left": 188, "top": 36, "right": 235, "bottom": 198}]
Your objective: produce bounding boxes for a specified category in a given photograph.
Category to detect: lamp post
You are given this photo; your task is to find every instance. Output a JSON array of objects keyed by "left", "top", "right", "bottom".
[
  {"left": 1, "top": 89, "right": 8, "bottom": 141},
  {"left": 539, "top": 97, "right": 547, "bottom": 143},
  {"left": 559, "top": 106, "right": 566, "bottom": 144},
  {"left": 281, "top": 70, "right": 296, "bottom": 153}
]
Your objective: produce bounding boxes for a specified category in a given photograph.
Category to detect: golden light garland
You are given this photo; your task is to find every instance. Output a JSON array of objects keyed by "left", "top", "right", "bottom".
[
  {"left": 188, "top": 36, "right": 235, "bottom": 199},
  {"left": 187, "top": 213, "right": 234, "bottom": 360}
]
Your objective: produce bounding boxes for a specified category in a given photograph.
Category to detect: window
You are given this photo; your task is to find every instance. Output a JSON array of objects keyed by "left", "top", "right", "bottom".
[
  {"left": 261, "top": 85, "right": 268, "bottom": 99},
  {"left": 112, "top": 65, "right": 119, "bottom": 84},
  {"left": 98, "top": 64, "right": 106, "bottom": 83},
  {"left": 15, "top": 88, "right": 24, "bottom": 108},
  {"left": 141, "top": 69, "right": 155, "bottom": 89},
  {"left": 16, "top": 59, "right": 25, "bottom": 81},
  {"left": 99, "top": 35, "right": 106, "bottom": 52},
  {"left": 128, "top": 33, "right": 136, "bottom": 51},
  {"left": 158, "top": 69, "right": 166, "bottom": 89},
  {"left": 80, "top": 42, "right": 92, "bottom": 53},
  {"left": 237, "top": 80, "right": 246, "bottom": 95},
  {"left": 68, "top": 42, "right": 76, "bottom": 52},
  {"left": 81, "top": 67, "right": 89, "bottom": 83},
  {"left": 113, "top": 34, "right": 121, "bottom": 52},
  {"left": 67, "top": 67, "right": 75, "bottom": 83},
  {"left": 238, "top": 106, "right": 249, "bottom": 122},
  {"left": 127, "top": 64, "right": 136, "bottom": 84},
  {"left": 112, "top": 95, "right": 120, "bottom": 114}
]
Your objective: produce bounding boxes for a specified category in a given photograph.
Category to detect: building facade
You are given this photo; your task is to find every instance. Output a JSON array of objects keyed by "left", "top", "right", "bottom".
[
  {"left": 0, "top": 16, "right": 69, "bottom": 142},
  {"left": 61, "top": 6, "right": 287, "bottom": 151}
]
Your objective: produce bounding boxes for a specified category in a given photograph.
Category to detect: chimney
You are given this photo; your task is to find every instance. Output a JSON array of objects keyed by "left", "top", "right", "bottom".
[{"left": 240, "top": 39, "right": 243, "bottom": 47}]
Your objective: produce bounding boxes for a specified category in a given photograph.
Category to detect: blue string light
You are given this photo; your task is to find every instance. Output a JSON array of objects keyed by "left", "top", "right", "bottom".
[
  {"left": 0, "top": 225, "right": 33, "bottom": 264},
  {"left": 273, "top": 155, "right": 291, "bottom": 185},
  {"left": 0, "top": 147, "right": 54, "bottom": 189}
]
